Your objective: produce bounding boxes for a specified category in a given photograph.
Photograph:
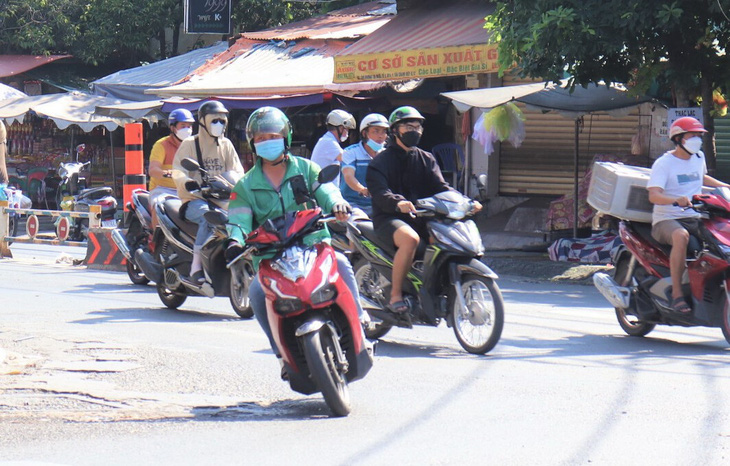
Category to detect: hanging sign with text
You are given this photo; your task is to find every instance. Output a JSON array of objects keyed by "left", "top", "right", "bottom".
[
  {"left": 184, "top": 0, "right": 231, "bottom": 35},
  {"left": 333, "top": 43, "right": 500, "bottom": 83}
]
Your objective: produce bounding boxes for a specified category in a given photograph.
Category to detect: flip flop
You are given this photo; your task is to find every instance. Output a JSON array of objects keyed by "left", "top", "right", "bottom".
[
  {"left": 670, "top": 296, "right": 692, "bottom": 314},
  {"left": 387, "top": 300, "right": 409, "bottom": 314}
]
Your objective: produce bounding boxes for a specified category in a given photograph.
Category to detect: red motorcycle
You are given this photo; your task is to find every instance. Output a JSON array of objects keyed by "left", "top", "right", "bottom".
[{"left": 593, "top": 188, "right": 730, "bottom": 344}]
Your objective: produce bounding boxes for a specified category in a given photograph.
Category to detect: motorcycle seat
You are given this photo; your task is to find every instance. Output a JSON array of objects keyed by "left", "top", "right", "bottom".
[
  {"left": 631, "top": 222, "right": 702, "bottom": 259},
  {"left": 135, "top": 192, "right": 151, "bottom": 214},
  {"left": 77, "top": 186, "right": 113, "bottom": 201},
  {"left": 161, "top": 198, "right": 200, "bottom": 239},
  {"left": 355, "top": 220, "right": 427, "bottom": 260}
]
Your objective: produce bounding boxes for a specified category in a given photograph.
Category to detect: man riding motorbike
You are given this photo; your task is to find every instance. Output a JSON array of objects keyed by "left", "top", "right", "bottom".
[
  {"left": 365, "top": 106, "right": 482, "bottom": 315},
  {"left": 226, "top": 106, "right": 369, "bottom": 376},
  {"left": 172, "top": 101, "right": 245, "bottom": 285}
]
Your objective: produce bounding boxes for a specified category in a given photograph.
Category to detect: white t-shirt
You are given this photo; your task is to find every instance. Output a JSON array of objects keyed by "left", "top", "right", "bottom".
[
  {"left": 647, "top": 150, "right": 707, "bottom": 224},
  {"left": 310, "top": 131, "right": 343, "bottom": 186}
]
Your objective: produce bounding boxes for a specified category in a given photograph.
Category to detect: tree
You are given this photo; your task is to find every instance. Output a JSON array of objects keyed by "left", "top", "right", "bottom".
[
  {"left": 485, "top": 1, "right": 730, "bottom": 170},
  {"left": 0, "top": 0, "right": 81, "bottom": 54}
]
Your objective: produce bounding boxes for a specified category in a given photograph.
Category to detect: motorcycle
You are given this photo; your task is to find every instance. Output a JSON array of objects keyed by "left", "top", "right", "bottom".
[
  {"left": 593, "top": 187, "right": 730, "bottom": 344},
  {"left": 111, "top": 188, "right": 154, "bottom": 285},
  {"left": 56, "top": 144, "right": 117, "bottom": 240},
  {"left": 346, "top": 187, "right": 504, "bottom": 355},
  {"left": 207, "top": 164, "right": 372, "bottom": 416},
  {"left": 134, "top": 158, "right": 253, "bottom": 319},
  {"left": 1, "top": 183, "right": 29, "bottom": 243}
]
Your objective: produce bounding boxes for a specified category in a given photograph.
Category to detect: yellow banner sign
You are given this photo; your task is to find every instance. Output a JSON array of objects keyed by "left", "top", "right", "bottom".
[{"left": 334, "top": 43, "right": 500, "bottom": 84}]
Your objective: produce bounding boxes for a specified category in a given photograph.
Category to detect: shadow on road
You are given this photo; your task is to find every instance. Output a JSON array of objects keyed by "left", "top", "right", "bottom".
[{"left": 70, "top": 306, "right": 244, "bottom": 325}]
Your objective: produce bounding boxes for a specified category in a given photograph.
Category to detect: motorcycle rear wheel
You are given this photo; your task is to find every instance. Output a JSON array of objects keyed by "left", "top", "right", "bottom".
[
  {"left": 7, "top": 215, "right": 18, "bottom": 245},
  {"left": 449, "top": 274, "right": 504, "bottom": 354},
  {"left": 157, "top": 284, "right": 187, "bottom": 309},
  {"left": 353, "top": 258, "right": 393, "bottom": 339},
  {"left": 126, "top": 259, "right": 150, "bottom": 285},
  {"left": 302, "top": 328, "right": 351, "bottom": 417},
  {"left": 721, "top": 292, "right": 730, "bottom": 345},
  {"left": 613, "top": 253, "right": 655, "bottom": 337}
]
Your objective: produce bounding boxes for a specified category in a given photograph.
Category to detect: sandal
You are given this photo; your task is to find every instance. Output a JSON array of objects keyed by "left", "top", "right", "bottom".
[
  {"left": 387, "top": 300, "right": 409, "bottom": 314},
  {"left": 670, "top": 297, "right": 692, "bottom": 314}
]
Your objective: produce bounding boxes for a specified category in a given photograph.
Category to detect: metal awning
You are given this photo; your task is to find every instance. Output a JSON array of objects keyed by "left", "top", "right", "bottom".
[{"left": 0, "top": 55, "right": 72, "bottom": 78}]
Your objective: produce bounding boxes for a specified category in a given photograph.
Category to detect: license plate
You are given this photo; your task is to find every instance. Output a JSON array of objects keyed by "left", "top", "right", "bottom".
[{"left": 102, "top": 219, "right": 118, "bottom": 228}]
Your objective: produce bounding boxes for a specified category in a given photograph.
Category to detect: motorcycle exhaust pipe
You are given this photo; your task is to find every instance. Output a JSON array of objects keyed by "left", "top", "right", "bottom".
[
  {"left": 110, "top": 228, "right": 133, "bottom": 261},
  {"left": 134, "top": 249, "right": 163, "bottom": 284},
  {"left": 593, "top": 272, "right": 631, "bottom": 309}
]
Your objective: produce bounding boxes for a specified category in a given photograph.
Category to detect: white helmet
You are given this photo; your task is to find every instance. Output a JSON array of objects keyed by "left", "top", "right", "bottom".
[
  {"left": 326, "top": 109, "right": 356, "bottom": 129},
  {"left": 359, "top": 113, "right": 389, "bottom": 133}
]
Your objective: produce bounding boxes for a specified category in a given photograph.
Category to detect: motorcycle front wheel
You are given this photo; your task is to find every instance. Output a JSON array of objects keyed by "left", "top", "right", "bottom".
[
  {"left": 302, "top": 328, "right": 351, "bottom": 417},
  {"left": 229, "top": 265, "right": 253, "bottom": 319},
  {"left": 613, "top": 253, "right": 655, "bottom": 337},
  {"left": 449, "top": 274, "right": 504, "bottom": 355},
  {"left": 353, "top": 258, "right": 393, "bottom": 339},
  {"left": 157, "top": 283, "right": 187, "bottom": 309}
]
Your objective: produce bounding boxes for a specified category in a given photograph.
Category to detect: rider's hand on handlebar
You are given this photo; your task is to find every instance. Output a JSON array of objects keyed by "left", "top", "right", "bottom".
[
  {"left": 333, "top": 201, "right": 352, "bottom": 222},
  {"left": 397, "top": 200, "right": 416, "bottom": 215},
  {"left": 471, "top": 200, "right": 483, "bottom": 214},
  {"left": 673, "top": 196, "right": 691, "bottom": 207},
  {"left": 185, "top": 179, "right": 201, "bottom": 192}
]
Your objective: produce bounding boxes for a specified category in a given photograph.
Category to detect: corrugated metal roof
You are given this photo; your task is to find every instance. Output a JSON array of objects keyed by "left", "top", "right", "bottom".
[
  {"left": 337, "top": 4, "right": 493, "bottom": 56},
  {"left": 240, "top": 0, "right": 393, "bottom": 41},
  {"left": 0, "top": 55, "right": 72, "bottom": 78},
  {"left": 90, "top": 42, "right": 229, "bottom": 101},
  {"left": 151, "top": 39, "right": 382, "bottom": 98}
]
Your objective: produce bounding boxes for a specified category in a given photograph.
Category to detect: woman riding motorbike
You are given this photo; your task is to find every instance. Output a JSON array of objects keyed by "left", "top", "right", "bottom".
[{"left": 226, "top": 106, "right": 369, "bottom": 375}]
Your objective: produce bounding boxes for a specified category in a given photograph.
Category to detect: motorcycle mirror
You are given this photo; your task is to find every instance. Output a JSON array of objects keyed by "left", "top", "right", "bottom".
[
  {"left": 181, "top": 158, "right": 201, "bottom": 172},
  {"left": 204, "top": 210, "right": 228, "bottom": 226},
  {"left": 290, "top": 174, "right": 311, "bottom": 205},
  {"left": 318, "top": 164, "right": 339, "bottom": 184}
]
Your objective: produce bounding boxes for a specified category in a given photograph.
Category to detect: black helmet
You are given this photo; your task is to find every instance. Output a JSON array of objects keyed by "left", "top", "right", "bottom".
[{"left": 198, "top": 101, "right": 229, "bottom": 121}]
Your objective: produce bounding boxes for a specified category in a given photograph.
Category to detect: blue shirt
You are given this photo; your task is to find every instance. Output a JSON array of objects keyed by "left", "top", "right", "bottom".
[{"left": 340, "top": 142, "right": 374, "bottom": 211}]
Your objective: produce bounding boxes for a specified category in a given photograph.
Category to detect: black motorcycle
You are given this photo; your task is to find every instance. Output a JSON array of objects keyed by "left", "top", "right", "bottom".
[
  {"left": 111, "top": 188, "right": 154, "bottom": 285},
  {"left": 346, "top": 188, "right": 504, "bottom": 354},
  {"left": 134, "top": 159, "right": 253, "bottom": 319}
]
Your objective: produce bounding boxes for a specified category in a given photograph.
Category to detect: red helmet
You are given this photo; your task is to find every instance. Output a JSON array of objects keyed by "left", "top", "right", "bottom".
[{"left": 669, "top": 117, "right": 707, "bottom": 140}]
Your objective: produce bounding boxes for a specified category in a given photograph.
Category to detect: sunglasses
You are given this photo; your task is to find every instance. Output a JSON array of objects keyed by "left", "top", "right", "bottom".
[{"left": 211, "top": 118, "right": 226, "bottom": 124}]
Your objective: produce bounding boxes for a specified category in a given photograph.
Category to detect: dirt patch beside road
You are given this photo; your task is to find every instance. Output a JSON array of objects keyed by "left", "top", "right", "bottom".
[{"left": 483, "top": 252, "right": 612, "bottom": 285}]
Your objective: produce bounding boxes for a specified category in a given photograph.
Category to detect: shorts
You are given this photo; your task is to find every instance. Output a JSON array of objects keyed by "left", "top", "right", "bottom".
[
  {"left": 374, "top": 216, "right": 428, "bottom": 250},
  {"left": 651, "top": 218, "right": 700, "bottom": 245}
]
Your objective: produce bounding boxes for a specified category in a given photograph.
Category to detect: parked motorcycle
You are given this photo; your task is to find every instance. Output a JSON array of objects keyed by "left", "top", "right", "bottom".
[
  {"left": 208, "top": 164, "right": 371, "bottom": 416},
  {"left": 56, "top": 144, "right": 117, "bottom": 240},
  {"left": 1, "top": 183, "right": 29, "bottom": 243},
  {"left": 134, "top": 158, "right": 253, "bottom": 319},
  {"left": 111, "top": 188, "right": 154, "bottom": 285},
  {"left": 346, "top": 187, "right": 504, "bottom": 354},
  {"left": 593, "top": 187, "right": 730, "bottom": 344}
]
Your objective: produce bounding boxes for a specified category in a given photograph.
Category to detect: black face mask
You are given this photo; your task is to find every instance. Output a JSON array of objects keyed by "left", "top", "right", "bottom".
[{"left": 398, "top": 130, "right": 421, "bottom": 148}]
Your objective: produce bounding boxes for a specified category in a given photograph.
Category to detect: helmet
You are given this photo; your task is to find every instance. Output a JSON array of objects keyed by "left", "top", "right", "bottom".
[
  {"left": 245, "top": 106, "right": 292, "bottom": 148},
  {"left": 359, "top": 113, "right": 389, "bottom": 133},
  {"left": 168, "top": 108, "right": 195, "bottom": 126},
  {"left": 669, "top": 117, "right": 707, "bottom": 140},
  {"left": 326, "top": 109, "right": 356, "bottom": 129},
  {"left": 389, "top": 106, "right": 425, "bottom": 128},
  {"left": 198, "top": 101, "right": 229, "bottom": 121}
]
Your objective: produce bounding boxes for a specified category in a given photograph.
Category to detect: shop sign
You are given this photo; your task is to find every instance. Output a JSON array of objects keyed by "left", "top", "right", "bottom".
[
  {"left": 184, "top": 0, "right": 231, "bottom": 34},
  {"left": 333, "top": 43, "right": 500, "bottom": 84}
]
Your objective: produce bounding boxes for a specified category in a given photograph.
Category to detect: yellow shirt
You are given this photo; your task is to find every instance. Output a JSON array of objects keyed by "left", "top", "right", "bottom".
[{"left": 148, "top": 135, "right": 180, "bottom": 190}]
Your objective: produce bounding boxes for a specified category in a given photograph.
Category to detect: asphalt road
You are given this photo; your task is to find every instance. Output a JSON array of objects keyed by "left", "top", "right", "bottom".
[{"left": 1, "top": 243, "right": 729, "bottom": 465}]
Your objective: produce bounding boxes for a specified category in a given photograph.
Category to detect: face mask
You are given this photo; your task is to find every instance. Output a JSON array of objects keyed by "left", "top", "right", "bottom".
[
  {"left": 366, "top": 139, "right": 384, "bottom": 152},
  {"left": 175, "top": 127, "right": 193, "bottom": 140},
  {"left": 339, "top": 130, "right": 349, "bottom": 143},
  {"left": 209, "top": 122, "right": 226, "bottom": 138},
  {"left": 398, "top": 130, "right": 421, "bottom": 148},
  {"left": 255, "top": 139, "right": 286, "bottom": 161},
  {"left": 682, "top": 136, "right": 702, "bottom": 154}
]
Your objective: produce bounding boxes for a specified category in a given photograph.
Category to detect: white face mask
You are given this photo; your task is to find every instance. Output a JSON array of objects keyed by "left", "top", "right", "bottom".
[
  {"left": 339, "top": 130, "right": 349, "bottom": 142},
  {"left": 175, "top": 127, "right": 193, "bottom": 140},
  {"left": 682, "top": 136, "right": 702, "bottom": 154},
  {"left": 209, "top": 122, "right": 226, "bottom": 138}
]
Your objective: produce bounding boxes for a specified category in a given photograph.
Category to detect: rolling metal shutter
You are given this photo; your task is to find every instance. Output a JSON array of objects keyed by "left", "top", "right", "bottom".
[{"left": 715, "top": 116, "right": 730, "bottom": 182}]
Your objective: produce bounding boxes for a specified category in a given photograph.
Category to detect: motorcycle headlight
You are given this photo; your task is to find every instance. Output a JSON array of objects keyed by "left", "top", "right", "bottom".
[
  {"left": 274, "top": 298, "right": 304, "bottom": 314},
  {"left": 311, "top": 284, "right": 337, "bottom": 305}
]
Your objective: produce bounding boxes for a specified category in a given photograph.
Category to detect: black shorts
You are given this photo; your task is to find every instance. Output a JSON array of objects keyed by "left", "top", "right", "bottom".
[{"left": 374, "top": 216, "right": 428, "bottom": 250}]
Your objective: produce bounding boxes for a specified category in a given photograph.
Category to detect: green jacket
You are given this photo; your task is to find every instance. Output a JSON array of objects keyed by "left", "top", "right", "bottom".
[{"left": 227, "top": 154, "right": 343, "bottom": 270}]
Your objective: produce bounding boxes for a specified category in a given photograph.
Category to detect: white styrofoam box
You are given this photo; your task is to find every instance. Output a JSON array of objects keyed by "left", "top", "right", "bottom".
[{"left": 587, "top": 162, "right": 653, "bottom": 223}]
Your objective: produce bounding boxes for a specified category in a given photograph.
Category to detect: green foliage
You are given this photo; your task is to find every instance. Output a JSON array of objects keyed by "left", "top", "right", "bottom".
[{"left": 485, "top": 0, "right": 730, "bottom": 101}]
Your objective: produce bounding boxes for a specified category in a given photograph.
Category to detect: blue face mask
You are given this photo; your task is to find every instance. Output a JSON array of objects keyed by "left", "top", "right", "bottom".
[
  {"left": 366, "top": 139, "right": 384, "bottom": 152},
  {"left": 255, "top": 138, "right": 285, "bottom": 161}
]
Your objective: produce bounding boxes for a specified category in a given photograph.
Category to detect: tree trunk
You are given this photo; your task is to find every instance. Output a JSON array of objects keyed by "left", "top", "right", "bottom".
[
  {"left": 172, "top": 23, "right": 180, "bottom": 56},
  {"left": 700, "top": 73, "right": 716, "bottom": 174},
  {"left": 158, "top": 29, "right": 166, "bottom": 60}
]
